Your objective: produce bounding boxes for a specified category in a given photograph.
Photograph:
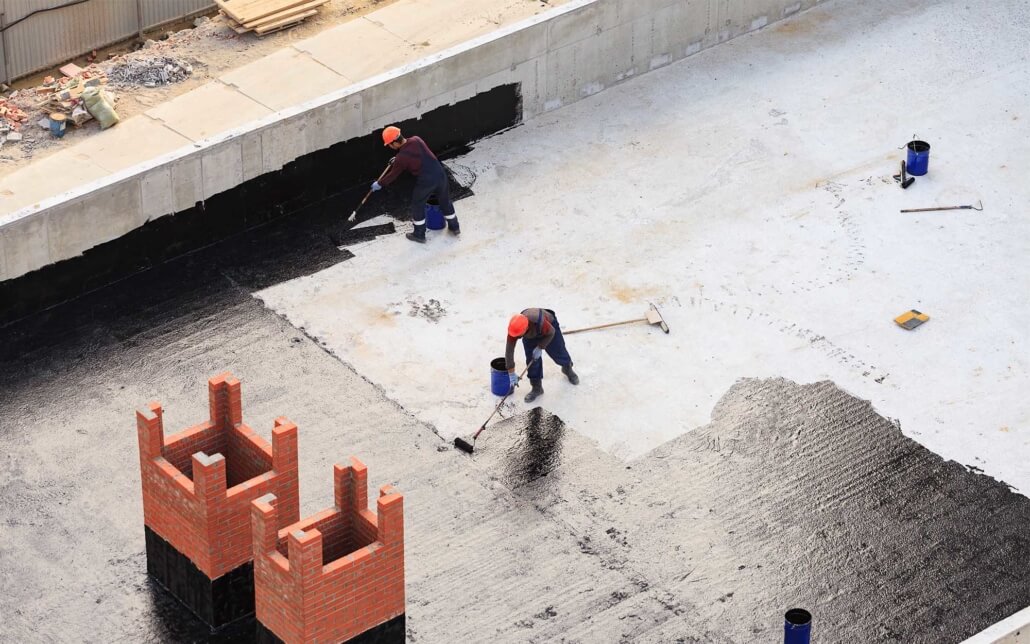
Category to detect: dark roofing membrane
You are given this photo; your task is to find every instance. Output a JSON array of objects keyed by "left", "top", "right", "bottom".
[{"left": 0, "top": 84, "right": 1028, "bottom": 644}]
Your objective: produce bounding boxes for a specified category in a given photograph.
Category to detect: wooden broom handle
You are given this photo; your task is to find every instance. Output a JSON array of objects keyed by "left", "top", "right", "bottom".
[{"left": 564, "top": 318, "right": 645, "bottom": 335}]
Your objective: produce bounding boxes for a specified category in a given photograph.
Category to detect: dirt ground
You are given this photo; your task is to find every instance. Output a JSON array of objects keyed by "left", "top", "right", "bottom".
[{"left": 0, "top": 0, "right": 400, "bottom": 178}]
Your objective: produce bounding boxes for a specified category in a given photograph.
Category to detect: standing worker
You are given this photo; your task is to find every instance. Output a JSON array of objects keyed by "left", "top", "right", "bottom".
[
  {"left": 371, "top": 126, "right": 460, "bottom": 243},
  {"left": 506, "top": 308, "right": 580, "bottom": 403}
]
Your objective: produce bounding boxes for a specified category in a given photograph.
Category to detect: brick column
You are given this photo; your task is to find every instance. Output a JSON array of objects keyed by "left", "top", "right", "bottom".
[
  {"left": 136, "top": 373, "right": 301, "bottom": 629},
  {"left": 253, "top": 460, "right": 406, "bottom": 644}
]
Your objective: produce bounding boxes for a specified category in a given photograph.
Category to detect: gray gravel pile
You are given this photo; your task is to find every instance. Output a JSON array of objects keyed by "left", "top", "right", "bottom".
[{"left": 104, "top": 55, "right": 193, "bottom": 88}]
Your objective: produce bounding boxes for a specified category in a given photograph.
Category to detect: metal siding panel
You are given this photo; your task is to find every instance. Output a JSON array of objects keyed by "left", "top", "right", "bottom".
[
  {"left": 1, "top": 0, "right": 213, "bottom": 82},
  {"left": 142, "top": 0, "right": 213, "bottom": 29}
]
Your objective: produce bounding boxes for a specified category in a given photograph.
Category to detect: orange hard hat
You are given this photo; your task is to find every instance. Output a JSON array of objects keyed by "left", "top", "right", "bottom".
[
  {"left": 382, "top": 126, "right": 402, "bottom": 146},
  {"left": 508, "top": 314, "right": 529, "bottom": 337}
]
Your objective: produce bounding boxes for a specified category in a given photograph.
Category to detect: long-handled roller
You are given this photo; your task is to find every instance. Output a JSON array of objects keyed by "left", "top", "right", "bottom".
[
  {"left": 900, "top": 200, "right": 983, "bottom": 214},
  {"left": 454, "top": 359, "right": 536, "bottom": 455},
  {"left": 347, "top": 162, "right": 393, "bottom": 222}
]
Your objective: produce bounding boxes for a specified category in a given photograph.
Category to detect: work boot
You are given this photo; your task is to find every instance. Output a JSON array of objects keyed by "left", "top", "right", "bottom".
[
  {"left": 524, "top": 379, "right": 544, "bottom": 403},
  {"left": 406, "top": 223, "right": 426, "bottom": 244},
  {"left": 446, "top": 216, "right": 461, "bottom": 236},
  {"left": 562, "top": 364, "right": 580, "bottom": 385}
]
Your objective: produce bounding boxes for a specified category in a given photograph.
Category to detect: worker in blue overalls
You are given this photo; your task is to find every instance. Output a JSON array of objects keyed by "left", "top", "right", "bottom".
[
  {"left": 371, "top": 126, "right": 460, "bottom": 243},
  {"left": 505, "top": 308, "right": 579, "bottom": 403}
]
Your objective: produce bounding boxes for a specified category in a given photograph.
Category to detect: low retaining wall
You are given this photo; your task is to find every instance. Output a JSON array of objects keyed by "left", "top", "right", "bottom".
[
  {"left": 963, "top": 607, "right": 1030, "bottom": 644},
  {"left": 0, "top": 0, "right": 827, "bottom": 292}
]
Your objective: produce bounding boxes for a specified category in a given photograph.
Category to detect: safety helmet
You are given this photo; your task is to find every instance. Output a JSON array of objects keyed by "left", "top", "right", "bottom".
[
  {"left": 508, "top": 314, "right": 529, "bottom": 337},
  {"left": 382, "top": 126, "right": 402, "bottom": 146}
]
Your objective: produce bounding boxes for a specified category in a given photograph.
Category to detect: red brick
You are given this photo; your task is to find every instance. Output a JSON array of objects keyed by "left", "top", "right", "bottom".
[
  {"left": 252, "top": 458, "right": 405, "bottom": 644},
  {"left": 136, "top": 372, "right": 301, "bottom": 579}
]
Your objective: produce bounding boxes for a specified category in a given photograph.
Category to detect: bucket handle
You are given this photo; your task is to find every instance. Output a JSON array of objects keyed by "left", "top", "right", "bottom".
[{"left": 897, "top": 134, "right": 919, "bottom": 150}]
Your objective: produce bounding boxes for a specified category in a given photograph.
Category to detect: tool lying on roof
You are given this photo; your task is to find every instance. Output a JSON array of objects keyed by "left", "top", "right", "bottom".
[
  {"left": 454, "top": 304, "right": 671, "bottom": 455},
  {"left": 892, "top": 160, "right": 915, "bottom": 189},
  {"left": 348, "top": 162, "right": 393, "bottom": 222},
  {"left": 901, "top": 200, "right": 983, "bottom": 213},
  {"left": 454, "top": 359, "right": 537, "bottom": 455},
  {"left": 895, "top": 309, "right": 930, "bottom": 330},
  {"left": 563, "top": 303, "right": 670, "bottom": 335}
]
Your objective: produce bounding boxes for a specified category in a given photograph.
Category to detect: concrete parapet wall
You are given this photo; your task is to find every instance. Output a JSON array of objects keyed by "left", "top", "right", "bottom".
[
  {"left": 963, "top": 606, "right": 1030, "bottom": 644},
  {"left": 0, "top": 0, "right": 827, "bottom": 283}
]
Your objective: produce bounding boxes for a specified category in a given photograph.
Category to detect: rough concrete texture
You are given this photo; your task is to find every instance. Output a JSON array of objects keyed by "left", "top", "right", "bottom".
[
  {"left": 2, "top": 0, "right": 1029, "bottom": 642},
  {"left": 260, "top": 0, "right": 1030, "bottom": 495},
  {"left": 1, "top": 257, "right": 1028, "bottom": 641}
]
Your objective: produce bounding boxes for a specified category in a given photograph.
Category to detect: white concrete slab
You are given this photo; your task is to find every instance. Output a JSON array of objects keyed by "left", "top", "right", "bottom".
[
  {"left": 293, "top": 16, "right": 419, "bottom": 81},
  {"left": 65, "top": 115, "right": 193, "bottom": 174},
  {"left": 146, "top": 81, "right": 273, "bottom": 142},
  {"left": 221, "top": 48, "right": 353, "bottom": 112},
  {"left": 259, "top": 0, "right": 1030, "bottom": 494},
  {"left": 0, "top": 152, "right": 110, "bottom": 217}
]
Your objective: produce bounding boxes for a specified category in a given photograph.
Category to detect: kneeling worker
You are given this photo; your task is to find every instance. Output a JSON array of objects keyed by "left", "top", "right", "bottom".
[
  {"left": 506, "top": 308, "right": 580, "bottom": 403},
  {"left": 371, "top": 126, "right": 460, "bottom": 243}
]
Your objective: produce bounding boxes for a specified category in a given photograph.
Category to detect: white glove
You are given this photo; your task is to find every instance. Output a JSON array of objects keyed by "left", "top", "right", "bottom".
[{"left": 371, "top": 181, "right": 382, "bottom": 192}]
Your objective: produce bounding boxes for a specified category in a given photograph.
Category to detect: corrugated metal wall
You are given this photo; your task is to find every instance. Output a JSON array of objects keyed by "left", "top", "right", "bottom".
[{"left": 0, "top": 0, "right": 213, "bottom": 83}]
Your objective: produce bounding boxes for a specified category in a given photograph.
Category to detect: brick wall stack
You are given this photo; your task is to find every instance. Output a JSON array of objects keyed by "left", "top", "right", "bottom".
[
  {"left": 251, "top": 457, "right": 406, "bottom": 644},
  {"left": 136, "top": 372, "right": 301, "bottom": 628}
]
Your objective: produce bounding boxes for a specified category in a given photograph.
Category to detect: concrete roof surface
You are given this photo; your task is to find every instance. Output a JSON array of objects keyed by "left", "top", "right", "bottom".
[{"left": 259, "top": 0, "right": 1030, "bottom": 493}]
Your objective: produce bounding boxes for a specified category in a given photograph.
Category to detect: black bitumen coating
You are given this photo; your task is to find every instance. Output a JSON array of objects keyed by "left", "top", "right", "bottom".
[
  {"left": 1, "top": 85, "right": 1028, "bottom": 642},
  {"left": 1, "top": 245, "right": 1029, "bottom": 641},
  {"left": 254, "top": 615, "right": 404, "bottom": 644},
  {"left": 0, "top": 83, "right": 517, "bottom": 327},
  {"left": 144, "top": 527, "right": 255, "bottom": 630}
]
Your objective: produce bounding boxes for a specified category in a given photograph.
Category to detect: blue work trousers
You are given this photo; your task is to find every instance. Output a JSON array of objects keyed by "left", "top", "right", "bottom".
[{"left": 524, "top": 315, "right": 573, "bottom": 381}]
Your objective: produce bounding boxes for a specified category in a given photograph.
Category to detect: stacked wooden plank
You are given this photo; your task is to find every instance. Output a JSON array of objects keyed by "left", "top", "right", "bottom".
[{"left": 216, "top": 0, "right": 329, "bottom": 36}]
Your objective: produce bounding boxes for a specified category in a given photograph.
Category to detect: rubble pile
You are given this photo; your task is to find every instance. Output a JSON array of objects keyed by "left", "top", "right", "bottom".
[
  {"left": 103, "top": 55, "right": 193, "bottom": 88},
  {"left": 35, "top": 68, "right": 110, "bottom": 124},
  {"left": 0, "top": 95, "right": 30, "bottom": 136}
]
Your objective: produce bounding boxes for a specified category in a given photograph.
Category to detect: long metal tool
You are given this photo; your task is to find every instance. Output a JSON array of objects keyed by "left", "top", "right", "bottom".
[
  {"left": 564, "top": 303, "right": 670, "bottom": 335},
  {"left": 454, "top": 359, "right": 536, "bottom": 455},
  {"left": 901, "top": 200, "right": 983, "bottom": 214},
  {"left": 347, "top": 163, "right": 393, "bottom": 222}
]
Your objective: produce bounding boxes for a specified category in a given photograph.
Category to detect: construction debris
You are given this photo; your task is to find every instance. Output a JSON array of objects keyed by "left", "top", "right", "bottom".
[
  {"left": 217, "top": 0, "right": 329, "bottom": 35},
  {"left": 60, "top": 63, "right": 84, "bottom": 78},
  {"left": 104, "top": 55, "right": 193, "bottom": 88}
]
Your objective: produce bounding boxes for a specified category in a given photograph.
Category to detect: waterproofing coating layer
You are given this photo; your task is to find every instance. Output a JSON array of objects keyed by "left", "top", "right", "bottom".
[
  {"left": 0, "top": 83, "right": 519, "bottom": 327},
  {"left": 1, "top": 198, "right": 1029, "bottom": 641}
]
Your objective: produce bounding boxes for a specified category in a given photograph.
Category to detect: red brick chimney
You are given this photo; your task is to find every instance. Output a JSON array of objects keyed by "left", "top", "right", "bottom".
[{"left": 251, "top": 458, "right": 405, "bottom": 643}]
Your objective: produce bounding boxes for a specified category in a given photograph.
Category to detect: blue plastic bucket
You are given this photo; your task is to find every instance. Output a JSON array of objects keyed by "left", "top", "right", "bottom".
[
  {"left": 424, "top": 196, "right": 445, "bottom": 230},
  {"left": 49, "top": 113, "right": 67, "bottom": 138},
  {"left": 783, "top": 608, "right": 812, "bottom": 644},
  {"left": 490, "top": 357, "right": 509, "bottom": 396},
  {"left": 906, "top": 140, "right": 930, "bottom": 176}
]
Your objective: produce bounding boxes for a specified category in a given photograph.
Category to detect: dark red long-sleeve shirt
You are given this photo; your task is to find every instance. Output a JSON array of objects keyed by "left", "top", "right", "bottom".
[
  {"left": 505, "top": 308, "right": 556, "bottom": 371},
  {"left": 379, "top": 136, "right": 439, "bottom": 187}
]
